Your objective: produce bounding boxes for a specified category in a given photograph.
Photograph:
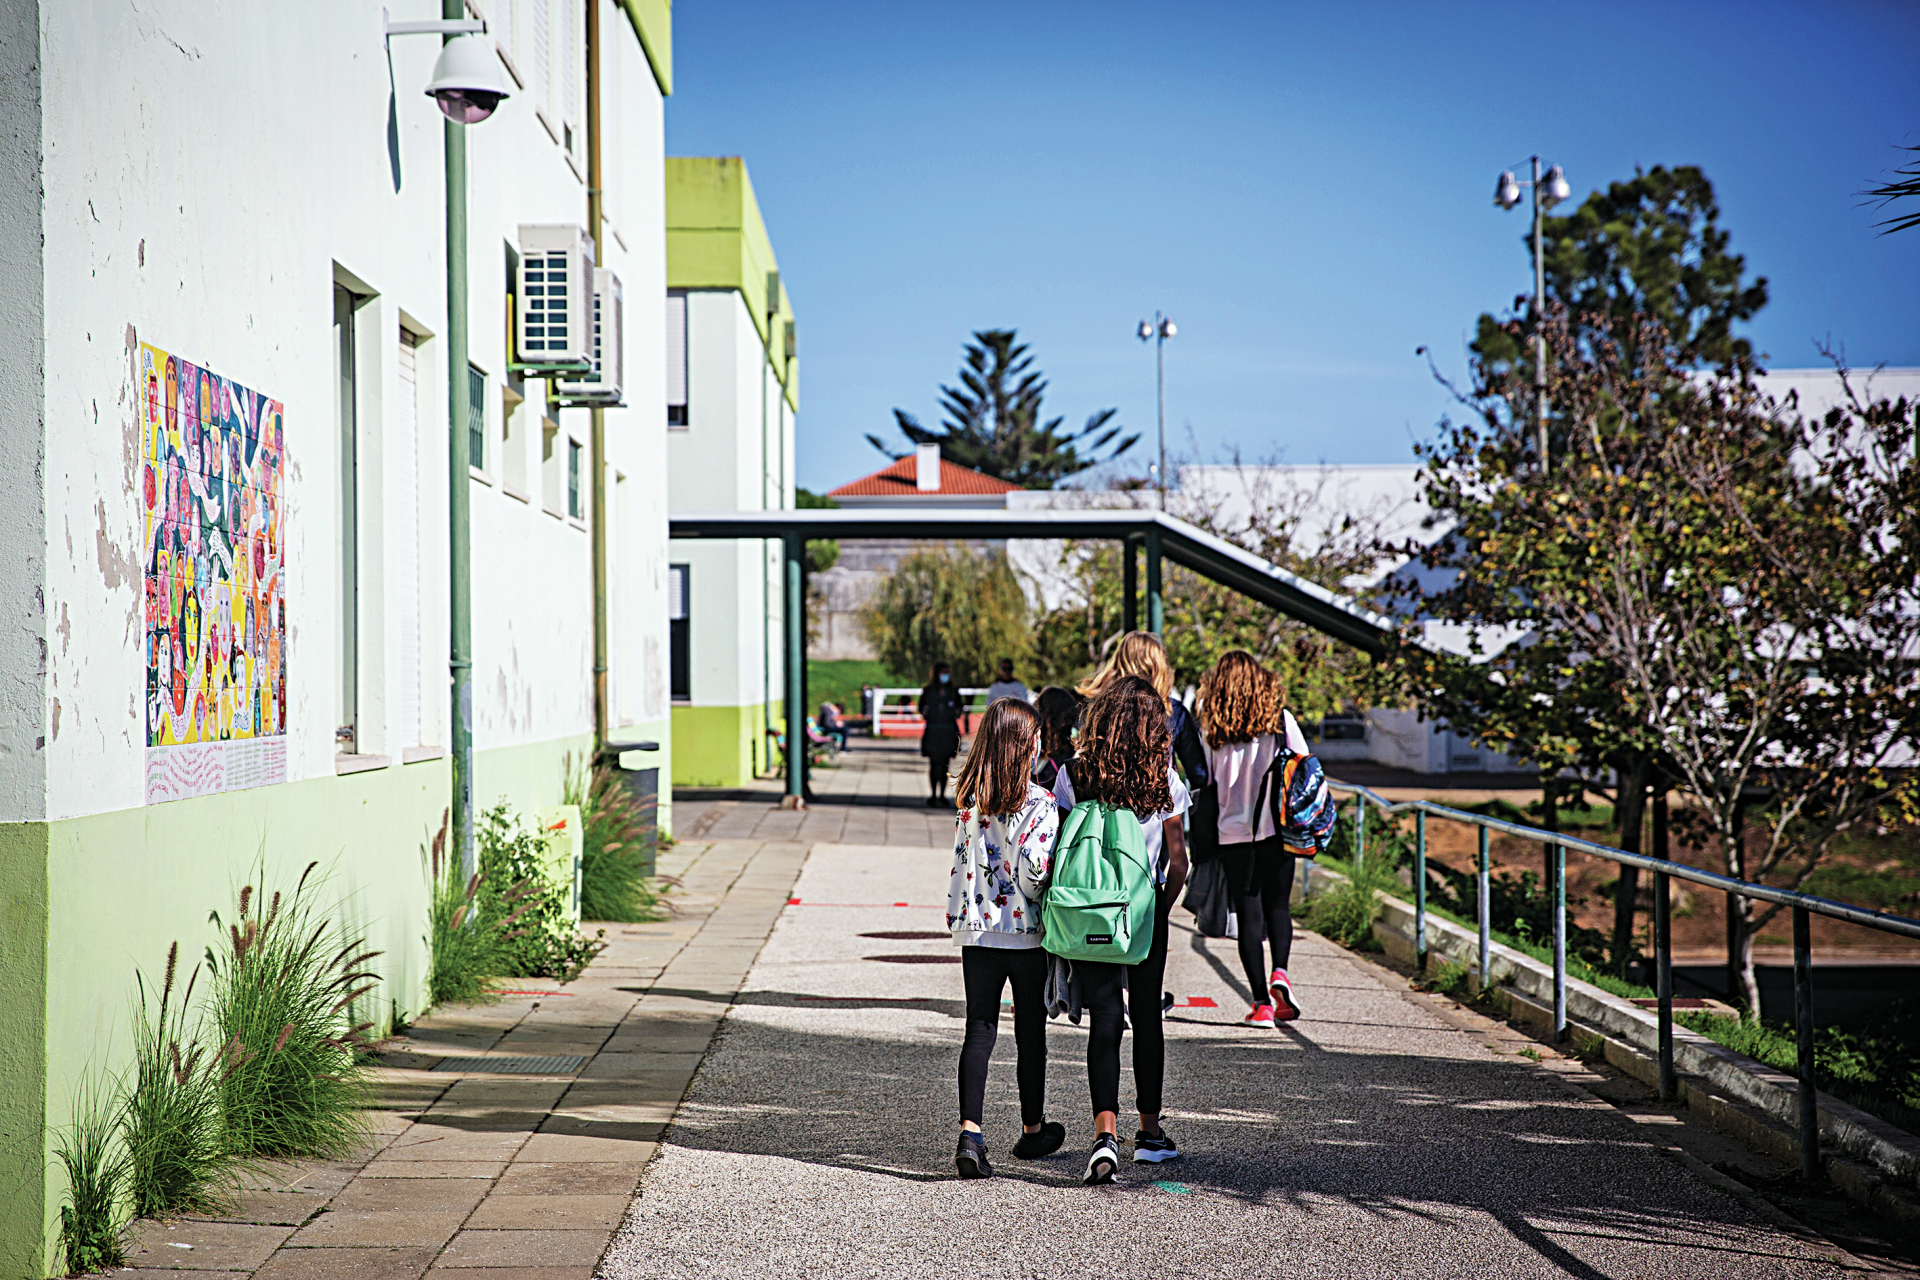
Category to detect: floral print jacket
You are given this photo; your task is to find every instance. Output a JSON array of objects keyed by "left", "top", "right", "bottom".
[{"left": 946, "top": 783, "right": 1059, "bottom": 949}]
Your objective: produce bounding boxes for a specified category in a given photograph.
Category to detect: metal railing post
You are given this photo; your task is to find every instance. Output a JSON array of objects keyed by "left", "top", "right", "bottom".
[
  {"left": 1794, "top": 905, "right": 1819, "bottom": 1181},
  {"left": 1477, "top": 824, "right": 1491, "bottom": 991},
  {"left": 1654, "top": 869, "right": 1675, "bottom": 1101},
  {"left": 1354, "top": 793, "right": 1366, "bottom": 870},
  {"left": 1414, "top": 810, "right": 1427, "bottom": 973},
  {"left": 1552, "top": 838, "right": 1567, "bottom": 1041}
]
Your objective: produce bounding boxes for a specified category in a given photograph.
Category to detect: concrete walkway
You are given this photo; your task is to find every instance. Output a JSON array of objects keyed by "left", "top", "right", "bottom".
[
  {"left": 113, "top": 836, "right": 806, "bottom": 1279},
  {"left": 600, "top": 837, "right": 1866, "bottom": 1279}
]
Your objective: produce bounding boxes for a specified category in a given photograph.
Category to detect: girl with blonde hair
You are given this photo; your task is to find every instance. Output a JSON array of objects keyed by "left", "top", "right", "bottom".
[
  {"left": 1197, "top": 650, "right": 1312, "bottom": 1026},
  {"left": 1080, "top": 630, "right": 1209, "bottom": 788}
]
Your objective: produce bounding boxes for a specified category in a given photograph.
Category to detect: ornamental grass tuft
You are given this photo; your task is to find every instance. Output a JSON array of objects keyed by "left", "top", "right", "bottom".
[
  {"left": 207, "top": 862, "right": 378, "bottom": 1160},
  {"left": 124, "top": 941, "right": 233, "bottom": 1218},
  {"left": 55, "top": 1076, "right": 126, "bottom": 1276},
  {"left": 565, "top": 758, "right": 671, "bottom": 923},
  {"left": 426, "top": 809, "right": 501, "bottom": 1006}
]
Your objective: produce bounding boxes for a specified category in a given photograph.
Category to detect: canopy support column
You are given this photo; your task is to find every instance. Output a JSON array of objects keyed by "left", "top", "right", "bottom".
[
  {"left": 1145, "top": 527, "right": 1164, "bottom": 634},
  {"left": 1123, "top": 535, "right": 1139, "bottom": 633},
  {"left": 782, "top": 532, "right": 804, "bottom": 806}
]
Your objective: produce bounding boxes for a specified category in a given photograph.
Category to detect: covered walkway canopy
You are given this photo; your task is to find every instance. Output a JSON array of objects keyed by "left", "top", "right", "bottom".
[{"left": 667, "top": 507, "right": 1401, "bottom": 798}]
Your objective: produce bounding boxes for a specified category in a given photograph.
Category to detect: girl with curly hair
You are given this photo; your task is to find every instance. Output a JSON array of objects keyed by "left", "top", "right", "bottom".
[
  {"left": 1197, "top": 649, "right": 1312, "bottom": 1026},
  {"left": 1053, "top": 674, "right": 1189, "bottom": 1181}
]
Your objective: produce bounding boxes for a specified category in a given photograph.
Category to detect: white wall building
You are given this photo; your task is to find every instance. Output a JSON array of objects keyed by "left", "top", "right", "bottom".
[
  {"left": 0, "top": 3, "right": 672, "bottom": 1269},
  {"left": 664, "top": 158, "right": 798, "bottom": 787}
]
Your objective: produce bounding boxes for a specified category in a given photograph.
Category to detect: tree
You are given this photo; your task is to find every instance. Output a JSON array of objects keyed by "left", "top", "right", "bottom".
[
  {"left": 868, "top": 329, "right": 1137, "bottom": 489},
  {"left": 1397, "top": 305, "right": 1920, "bottom": 1013},
  {"left": 1474, "top": 165, "right": 1770, "bottom": 401},
  {"left": 1863, "top": 142, "right": 1920, "bottom": 235},
  {"left": 859, "top": 545, "right": 1030, "bottom": 687}
]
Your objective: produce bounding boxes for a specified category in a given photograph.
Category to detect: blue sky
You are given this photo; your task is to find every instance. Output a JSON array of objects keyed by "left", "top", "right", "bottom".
[{"left": 664, "top": 1, "right": 1920, "bottom": 493}]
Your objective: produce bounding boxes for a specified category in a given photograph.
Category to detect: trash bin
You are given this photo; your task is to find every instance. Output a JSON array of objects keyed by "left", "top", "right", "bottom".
[{"left": 614, "top": 741, "right": 662, "bottom": 878}]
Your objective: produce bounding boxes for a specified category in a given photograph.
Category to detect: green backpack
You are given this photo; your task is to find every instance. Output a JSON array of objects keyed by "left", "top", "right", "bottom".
[{"left": 1042, "top": 800, "right": 1156, "bottom": 965}]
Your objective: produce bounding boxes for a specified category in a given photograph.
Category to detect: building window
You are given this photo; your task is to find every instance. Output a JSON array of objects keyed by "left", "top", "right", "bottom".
[
  {"left": 334, "top": 284, "right": 360, "bottom": 753},
  {"left": 669, "top": 563, "right": 690, "bottom": 701},
  {"left": 567, "top": 438, "right": 583, "bottom": 519},
  {"left": 468, "top": 365, "right": 487, "bottom": 468},
  {"left": 666, "top": 290, "right": 688, "bottom": 429}
]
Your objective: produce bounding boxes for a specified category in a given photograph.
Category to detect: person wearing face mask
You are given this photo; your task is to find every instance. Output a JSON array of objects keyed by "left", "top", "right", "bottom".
[{"left": 919, "top": 661, "right": 965, "bottom": 807}]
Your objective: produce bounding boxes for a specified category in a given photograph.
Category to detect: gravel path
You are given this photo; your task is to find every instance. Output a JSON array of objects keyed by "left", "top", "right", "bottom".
[{"left": 600, "top": 841, "right": 1856, "bottom": 1279}]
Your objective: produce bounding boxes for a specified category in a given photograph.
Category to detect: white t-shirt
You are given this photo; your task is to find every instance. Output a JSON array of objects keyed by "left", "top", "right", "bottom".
[
  {"left": 985, "top": 679, "right": 1032, "bottom": 705},
  {"left": 1203, "top": 708, "right": 1312, "bottom": 846},
  {"left": 1051, "top": 763, "right": 1190, "bottom": 887}
]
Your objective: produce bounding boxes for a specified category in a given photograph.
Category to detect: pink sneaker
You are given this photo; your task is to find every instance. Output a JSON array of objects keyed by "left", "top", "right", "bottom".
[
  {"left": 1244, "top": 1003, "right": 1276, "bottom": 1028},
  {"left": 1269, "top": 969, "right": 1301, "bottom": 1022}
]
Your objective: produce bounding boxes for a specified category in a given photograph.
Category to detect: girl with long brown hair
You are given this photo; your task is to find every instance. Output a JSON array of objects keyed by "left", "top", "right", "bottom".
[
  {"left": 945, "top": 698, "right": 1065, "bottom": 1178},
  {"left": 1053, "top": 674, "right": 1189, "bottom": 1181},
  {"left": 1197, "top": 649, "right": 1312, "bottom": 1025}
]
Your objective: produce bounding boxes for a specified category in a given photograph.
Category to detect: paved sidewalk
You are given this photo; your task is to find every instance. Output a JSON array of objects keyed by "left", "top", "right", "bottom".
[
  {"left": 114, "top": 836, "right": 806, "bottom": 1279},
  {"left": 600, "top": 839, "right": 1864, "bottom": 1280},
  {"left": 674, "top": 738, "right": 956, "bottom": 849}
]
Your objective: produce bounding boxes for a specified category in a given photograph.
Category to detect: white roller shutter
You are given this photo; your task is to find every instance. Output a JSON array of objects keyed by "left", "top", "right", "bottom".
[
  {"left": 397, "top": 328, "right": 423, "bottom": 748},
  {"left": 666, "top": 291, "right": 687, "bottom": 426}
]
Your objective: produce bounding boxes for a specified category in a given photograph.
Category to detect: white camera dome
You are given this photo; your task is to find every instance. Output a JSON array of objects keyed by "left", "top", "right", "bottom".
[{"left": 425, "top": 34, "right": 510, "bottom": 124}]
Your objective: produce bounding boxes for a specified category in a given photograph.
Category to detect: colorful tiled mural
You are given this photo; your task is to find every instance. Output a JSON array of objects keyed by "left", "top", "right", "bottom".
[{"left": 140, "top": 341, "right": 288, "bottom": 803}]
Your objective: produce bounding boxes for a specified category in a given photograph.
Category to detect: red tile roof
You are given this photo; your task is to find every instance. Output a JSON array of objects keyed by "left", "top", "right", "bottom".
[{"left": 829, "top": 455, "right": 1023, "bottom": 498}]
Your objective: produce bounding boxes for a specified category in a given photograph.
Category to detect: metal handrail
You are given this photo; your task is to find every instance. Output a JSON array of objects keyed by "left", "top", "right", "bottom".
[{"left": 1324, "top": 778, "right": 1920, "bottom": 1181}]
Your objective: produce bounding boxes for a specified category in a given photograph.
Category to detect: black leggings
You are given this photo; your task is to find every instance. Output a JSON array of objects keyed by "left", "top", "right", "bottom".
[
  {"left": 958, "top": 946, "right": 1049, "bottom": 1127},
  {"left": 1221, "top": 838, "right": 1296, "bottom": 998},
  {"left": 929, "top": 755, "right": 953, "bottom": 795},
  {"left": 1080, "top": 886, "right": 1174, "bottom": 1118}
]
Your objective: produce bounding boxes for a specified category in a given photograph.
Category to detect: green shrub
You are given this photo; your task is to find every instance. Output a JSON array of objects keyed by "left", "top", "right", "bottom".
[
  {"left": 565, "top": 762, "right": 665, "bottom": 923},
  {"left": 426, "top": 812, "right": 500, "bottom": 1007},
  {"left": 476, "top": 804, "right": 606, "bottom": 980},
  {"left": 55, "top": 1077, "right": 125, "bottom": 1275},
  {"left": 124, "top": 943, "right": 232, "bottom": 1219},
  {"left": 1681, "top": 1006, "right": 1920, "bottom": 1136},
  {"left": 207, "top": 864, "right": 376, "bottom": 1160},
  {"left": 1422, "top": 959, "right": 1472, "bottom": 999},
  {"left": 1303, "top": 859, "right": 1390, "bottom": 950}
]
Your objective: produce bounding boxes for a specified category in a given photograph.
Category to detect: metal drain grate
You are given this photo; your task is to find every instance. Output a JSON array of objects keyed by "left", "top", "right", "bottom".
[{"left": 429, "top": 1055, "right": 585, "bottom": 1074}]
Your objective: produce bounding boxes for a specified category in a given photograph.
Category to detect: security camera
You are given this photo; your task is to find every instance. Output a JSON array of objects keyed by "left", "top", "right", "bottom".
[{"left": 425, "top": 33, "right": 510, "bottom": 124}]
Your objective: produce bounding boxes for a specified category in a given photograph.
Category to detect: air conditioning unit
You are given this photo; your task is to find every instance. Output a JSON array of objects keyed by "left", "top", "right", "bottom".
[
  {"left": 515, "top": 224, "right": 594, "bottom": 368},
  {"left": 557, "top": 269, "right": 623, "bottom": 404}
]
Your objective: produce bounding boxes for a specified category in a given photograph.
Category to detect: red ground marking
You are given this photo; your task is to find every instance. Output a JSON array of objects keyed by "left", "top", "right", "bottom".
[
  {"left": 784, "top": 900, "right": 943, "bottom": 909},
  {"left": 1176, "top": 997, "right": 1217, "bottom": 1008}
]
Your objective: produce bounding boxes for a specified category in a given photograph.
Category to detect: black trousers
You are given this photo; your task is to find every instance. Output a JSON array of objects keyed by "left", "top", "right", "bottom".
[
  {"left": 1080, "top": 884, "right": 1174, "bottom": 1118},
  {"left": 1221, "top": 837, "right": 1296, "bottom": 998},
  {"left": 958, "top": 945, "right": 1049, "bottom": 1127}
]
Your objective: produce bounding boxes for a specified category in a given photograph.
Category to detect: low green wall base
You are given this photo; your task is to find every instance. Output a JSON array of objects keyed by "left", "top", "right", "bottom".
[{"left": 671, "top": 702, "right": 777, "bottom": 788}]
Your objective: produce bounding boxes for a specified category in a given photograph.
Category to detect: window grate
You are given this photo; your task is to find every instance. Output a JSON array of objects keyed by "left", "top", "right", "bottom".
[{"left": 467, "top": 366, "right": 486, "bottom": 468}]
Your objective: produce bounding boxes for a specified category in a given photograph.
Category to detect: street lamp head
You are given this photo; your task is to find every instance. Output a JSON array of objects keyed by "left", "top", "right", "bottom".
[
  {"left": 1158, "top": 318, "right": 1176, "bottom": 339},
  {"left": 1541, "top": 164, "right": 1571, "bottom": 208},
  {"left": 1137, "top": 320, "right": 1153, "bottom": 341},
  {"left": 1494, "top": 171, "right": 1523, "bottom": 210},
  {"left": 425, "top": 34, "right": 510, "bottom": 123}
]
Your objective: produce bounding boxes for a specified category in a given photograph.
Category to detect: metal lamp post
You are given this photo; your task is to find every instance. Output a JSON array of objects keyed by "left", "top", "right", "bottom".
[
  {"left": 1494, "top": 157, "right": 1570, "bottom": 471},
  {"left": 1136, "top": 313, "right": 1175, "bottom": 508},
  {"left": 386, "top": 8, "right": 510, "bottom": 880}
]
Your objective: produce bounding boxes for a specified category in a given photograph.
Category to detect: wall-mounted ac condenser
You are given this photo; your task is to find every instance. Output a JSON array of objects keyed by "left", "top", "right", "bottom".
[
  {"left": 557, "top": 269, "right": 623, "bottom": 404},
  {"left": 515, "top": 224, "right": 594, "bottom": 367}
]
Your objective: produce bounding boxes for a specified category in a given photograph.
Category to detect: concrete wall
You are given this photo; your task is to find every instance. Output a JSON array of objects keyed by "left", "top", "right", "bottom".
[{"left": 0, "top": 2, "right": 671, "bottom": 1271}]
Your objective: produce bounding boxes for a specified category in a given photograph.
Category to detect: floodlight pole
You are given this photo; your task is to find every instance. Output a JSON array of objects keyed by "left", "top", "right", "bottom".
[{"left": 1530, "top": 156, "right": 1548, "bottom": 473}]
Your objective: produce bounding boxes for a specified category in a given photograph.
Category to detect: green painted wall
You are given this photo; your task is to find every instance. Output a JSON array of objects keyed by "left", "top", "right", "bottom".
[
  {"left": 0, "top": 824, "right": 48, "bottom": 1280},
  {"left": 665, "top": 157, "right": 798, "bottom": 409},
  {"left": 671, "top": 702, "right": 780, "bottom": 788},
  {"left": 619, "top": 0, "right": 672, "bottom": 97},
  {"left": 8, "top": 734, "right": 596, "bottom": 1276}
]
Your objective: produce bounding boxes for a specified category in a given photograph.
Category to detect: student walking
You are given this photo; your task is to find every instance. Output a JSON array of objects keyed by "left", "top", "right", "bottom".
[
  {"left": 918, "top": 661, "right": 964, "bottom": 807},
  {"left": 1052, "top": 675, "right": 1189, "bottom": 1183},
  {"left": 1030, "top": 685, "right": 1081, "bottom": 791},
  {"left": 1197, "top": 650, "right": 1312, "bottom": 1026},
  {"left": 946, "top": 698, "right": 1065, "bottom": 1178},
  {"left": 1078, "top": 631, "right": 1208, "bottom": 787}
]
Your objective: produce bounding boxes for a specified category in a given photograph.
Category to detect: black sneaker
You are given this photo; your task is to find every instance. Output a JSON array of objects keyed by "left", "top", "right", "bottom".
[
  {"left": 1083, "top": 1133, "right": 1120, "bottom": 1185},
  {"left": 1133, "top": 1127, "right": 1180, "bottom": 1163},
  {"left": 1161, "top": 991, "right": 1175, "bottom": 1013},
  {"left": 1011, "top": 1121, "right": 1065, "bottom": 1160},
  {"left": 955, "top": 1131, "right": 992, "bottom": 1179}
]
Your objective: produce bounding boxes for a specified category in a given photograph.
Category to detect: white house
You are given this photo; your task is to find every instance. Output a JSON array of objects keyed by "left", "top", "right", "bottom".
[
  {"left": 664, "top": 157, "right": 798, "bottom": 787},
  {"left": 0, "top": 3, "right": 672, "bottom": 1269}
]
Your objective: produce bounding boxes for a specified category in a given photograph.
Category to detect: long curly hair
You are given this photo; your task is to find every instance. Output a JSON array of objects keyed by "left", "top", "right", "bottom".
[
  {"left": 1077, "top": 630, "right": 1173, "bottom": 710},
  {"left": 1198, "top": 650, "right": 1283, "bottom": 745},
  {"left": 1068, "top": 675, "right": 1172, "bottom": 816},
  {"left": 954, "top": 698, "right": 1041, "bottom": 818}
]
